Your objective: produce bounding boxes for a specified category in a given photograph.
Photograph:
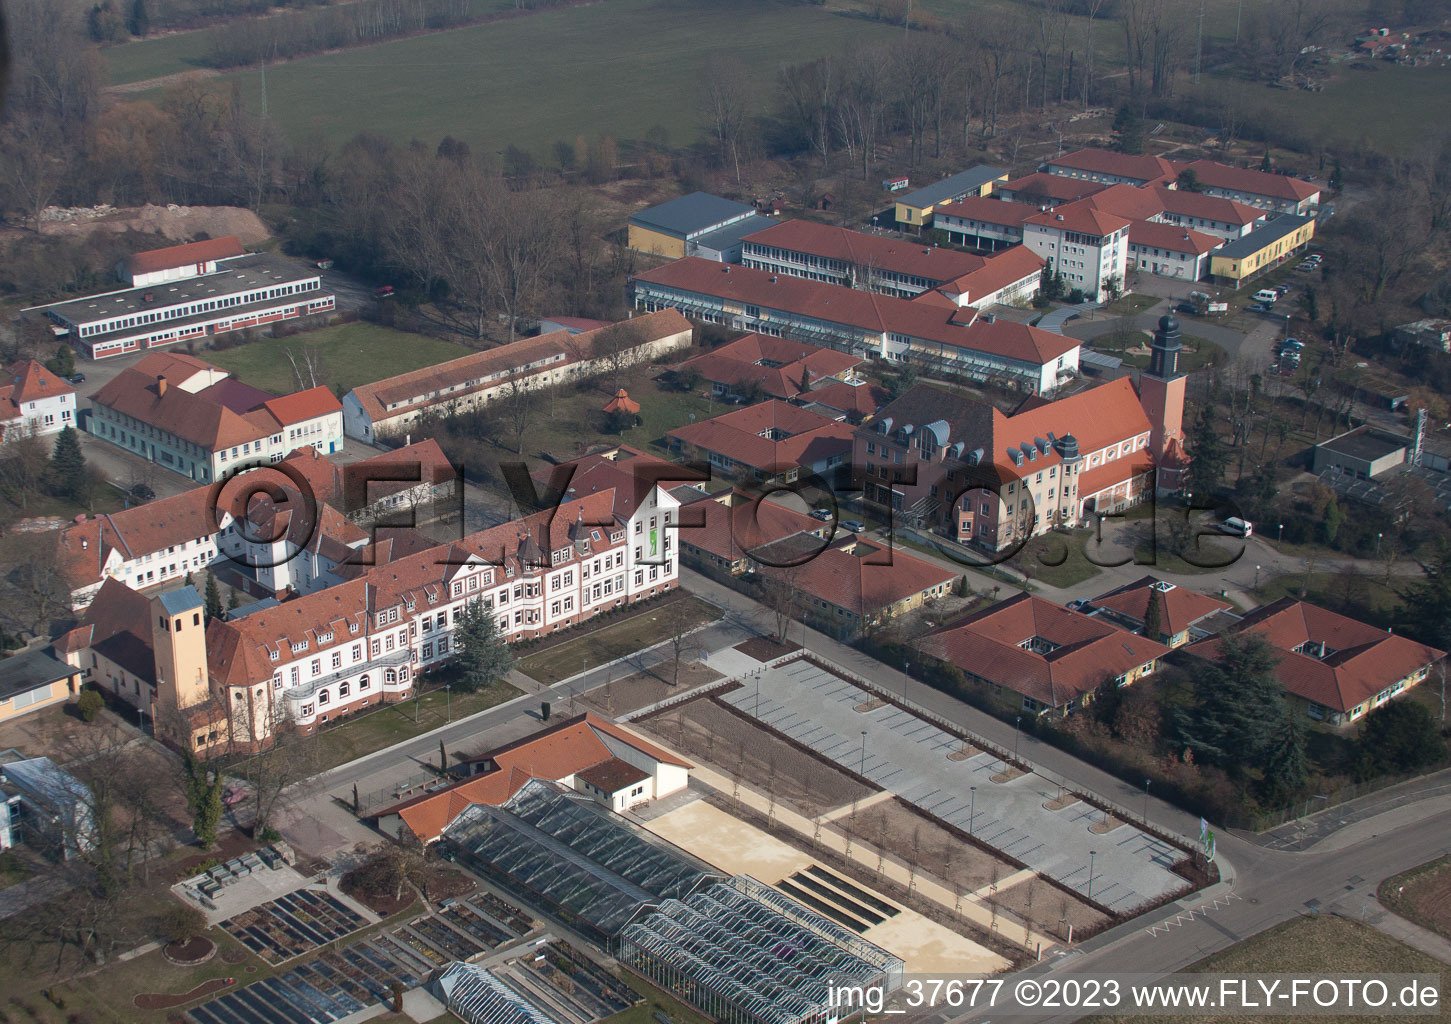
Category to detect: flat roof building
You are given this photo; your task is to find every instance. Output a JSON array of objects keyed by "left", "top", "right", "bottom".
[
  {"left": 893, "top": 166, "right": 1008, "bottom": 229},
  {"left": 627, "top": 192, "right": 768, "bottom": 260},
  {"left": 1209, "top": 214, "right": 1316, "bottom": 287},
  {"left": 1312, "top": 425, "right": 1410, "bottom": 480},
  {"left": 44, "top": 253, "right": 335, "bottom": 360}
]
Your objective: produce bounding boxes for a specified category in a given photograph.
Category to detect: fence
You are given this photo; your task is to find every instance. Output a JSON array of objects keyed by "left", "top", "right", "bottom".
[
  {"left": 1237, "top": 768, "right": 1448, "bottom": 832},
  {"left": 624, "top": 652, "right": 803, "bottom": 722},
  {"left": 351, "top": 767, "right": 452, "bottom": 819}
]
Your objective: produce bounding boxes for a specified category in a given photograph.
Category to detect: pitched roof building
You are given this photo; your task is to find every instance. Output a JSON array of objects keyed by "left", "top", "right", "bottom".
[
  {"left": 86, "top": 351, "right": 342, "bottom": 481},
  {"left": 919, "top": 593, "right": 1171, "bottom": 714},
  {"left": 1184, "top": 598, "right": 1444, "bottom": 725},
  {"left": 376, "top": 712, "right": 692, "bottom": 841},
  {"left": 856, "top": 374, "right": 1166, "bottom": 547},
  {"left": 676, "top": 333, "right": 860, "bottom": 401},
  {"left": 632, "top": 258, "right": 1079, "bottom": 394},
  {"left": 1, "top": 359, "right": 76, "bottom": 441},
  {"left": 666, "top": 400, "right": 855, "bottom": 483},
  {"left": 120, "top": 236, "right": 247, "bottom": 287},
  {"left": 342, "top": 310, "right": 692, "bottom": 443},
  {"left": 1085, "top": 576, "right": 1232, "bottom": 647}
]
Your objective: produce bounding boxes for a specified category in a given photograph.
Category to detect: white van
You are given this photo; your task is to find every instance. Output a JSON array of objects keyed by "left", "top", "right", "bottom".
[
  {"left": 1221, "top": 516, "right": 1253, "bottom": 537},
  {"left": 1252, "top": 289, "right": 1278, "bottom": 304}
]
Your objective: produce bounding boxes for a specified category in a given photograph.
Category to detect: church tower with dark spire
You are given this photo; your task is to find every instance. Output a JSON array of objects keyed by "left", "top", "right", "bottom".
[{"left": 1138, "top": 313, "right": 1189, "bottom": 492}]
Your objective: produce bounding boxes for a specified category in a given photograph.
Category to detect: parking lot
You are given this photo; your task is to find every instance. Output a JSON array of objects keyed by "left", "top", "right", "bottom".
[{"left": 721, "top": 659, "right": 1188, "bottom": 912}]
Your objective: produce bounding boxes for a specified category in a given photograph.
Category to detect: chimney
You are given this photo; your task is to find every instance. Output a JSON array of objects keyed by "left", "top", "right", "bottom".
[{"left": 156, "top": 375, "right": 168, "bottom": 396}]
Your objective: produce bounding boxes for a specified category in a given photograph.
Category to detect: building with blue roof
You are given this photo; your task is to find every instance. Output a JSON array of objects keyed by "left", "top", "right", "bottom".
[
  {"left": 894, "top": 166, "right": 1008, "bottom": 230},
  {"left": 627, "top": 192, "right": 770, "bottom": 260}
]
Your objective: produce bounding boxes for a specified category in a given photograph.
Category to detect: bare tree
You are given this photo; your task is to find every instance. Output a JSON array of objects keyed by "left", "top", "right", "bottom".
[
  {"left": 283, "top": 345, "right": 328, "bottom": 392},
  {"left": 664, "top": 599, "right": 707, "bottom": 686},
  {"left": 233, "top": 719, "right": 322, "bottom": 839},
  {"left": 759, "top": 562, "right": 804, "bottom": 645},
  {"left": 500, "top": 376, "right": 536, "bottom": 456},
  {"left": 702, "top": 55, "right": 751, "bottom": 184}
]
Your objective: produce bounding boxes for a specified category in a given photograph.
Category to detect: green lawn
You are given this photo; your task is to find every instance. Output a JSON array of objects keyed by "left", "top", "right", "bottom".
[
  {"left": 1090, "top": 329, "right": 1220, "bottom": 374},
  {"left": 1255, "top": 570, "right": 1402, "bottom": 622},
  {"left": 136, "top": 0, "right": 904, "bottom": 154},
  {"left": 1016, "top": 531, "right": 1103, "bottom": 589},
  {"left": 517, "top": 594, "right": 721, "bottom": 685},
  {"left": 490, "top": 361, "right": 721, "bottom": 462},
  {"left": 1101, "top": 294, "right": 1158, "bottom": 317},
  {"left": 203, "top": 322, "right": 475, "bottom": 397},
  {"left": 306, "top": 679, "right": 519, "bottom": 771},
  {"left": 1093, "top": 915, "right": 1451, "bottom": 1024},
  {"left": 605, "top": 970, "right": 713, "bottom": 1024}
]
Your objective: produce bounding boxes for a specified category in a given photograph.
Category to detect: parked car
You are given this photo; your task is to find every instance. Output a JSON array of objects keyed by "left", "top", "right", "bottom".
[
  {"left": 1175, "top": 302, "right": 1199, "bottom": 315},
  {"left": 373, "top": 284, "right": 395, "bottom": 299},
  {"left": 809, "top": 508, "right": 834, "bottom": 522},
  {"left": 314, "top": 258, "right": 334, "bottom": 270},
  {"left": 1067, "top": 598, "right": 1092, "bottom": 612},
  {"left": 1247, "top": 303, "right": 1275, "bottom": 313},
  {"left": 842, "top": 520, "right": 866, "bottom": 533},
  {"left": 1274, "top": 284, "right": 1292, "bottom": 297},
  {"left": 130, "top": 484, "right": 155, "bottom": 502},
  {"left": 69, "top": 372, "right": 85, "bottom": 384},
  {"left": 1282, "top": 338, "right": 1303, "bottom": 351}
]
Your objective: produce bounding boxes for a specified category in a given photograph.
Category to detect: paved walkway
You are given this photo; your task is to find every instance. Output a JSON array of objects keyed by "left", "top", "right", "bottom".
[
  {"left": 612, "top": 720, "right": 1056, "bottom": 954},
  {"left": 1036, "top": 302, "right": 1102, "bottom": 335},
  {"left": 719, "top": 658, "right": 1186, "bottom": 911}
]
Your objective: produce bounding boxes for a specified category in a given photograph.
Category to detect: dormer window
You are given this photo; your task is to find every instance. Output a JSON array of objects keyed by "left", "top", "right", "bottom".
[{"left": 268, "top": 649, "right": 280, "bottom": 662}]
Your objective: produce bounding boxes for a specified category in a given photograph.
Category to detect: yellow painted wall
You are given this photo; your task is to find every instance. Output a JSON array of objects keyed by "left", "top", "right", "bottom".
[
  {"left": 627, "top": 225, "right": 686, "bottom": 259},
  {"left": 0, "top": 675, "right": 81, "bottom": 726},
  {"left": 1210, "top": 219, "right": 1316, "bottom": 282},
  {"left": 896, "top": 174, "right": 1006, "bottom": 228}
]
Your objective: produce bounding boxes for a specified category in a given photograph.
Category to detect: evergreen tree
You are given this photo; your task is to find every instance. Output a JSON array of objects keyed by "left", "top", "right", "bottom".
[
  {"left": 1111, "top": 104, "right": 1144, "bottom": 155},
  {"left": 1358, "top": 699, "right": 1447, "bottom": 780},
  {"left": 1143, "top": 584, "right": 1163, "bottom": 642},
  {"left": 49, "top": 426, "right": 88, "bottom": 501},
  {"left": 126, "top": 0, "right": 148, "bottom": 36},
  {"left": 451, "top": 598, "right": 515, "bottom": 692},
  {"left": 1321, "top": 496, "right": 1343, "bottom": 547},
  {"left": 204, "top": 572, "right": 223, "bottom": 621},
  {"left": 1259, "top": 149, "right": 1272, "bottom": 172},
  {"left": 1185, "top": 404, "right": 1228, "bottom": 499},
  {"left": 1174, "top": 633, "right": 1282, "bottom": 771},
  {"left": 1260, "top": 714, "right": 1308, "bottom": 803},
  {"left": 49, "top": 345, "right": 75, "bottom": 378},
  {"left": 227, "top": 589, "right": 241, "bottom": 612},
  {"left": 1398, "top": 544, "right": 1451, "bottom": 650},
  {"left": 194, "top": 774, "right": 223, "bottom": 847}
]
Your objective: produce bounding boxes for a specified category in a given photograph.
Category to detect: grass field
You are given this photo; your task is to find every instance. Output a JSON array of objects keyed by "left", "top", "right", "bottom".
[
  {"left": 1380, "top": 854, "right": 1451, "bottom": 943},
  {"left": 1094, "top": 914, "right": 1451, "bottom": 1024},
  {"left": 127, "top": 0, "right": 904, "bottom": 153},
  {"left": 1016, "top": 531, "right": 1103, "bottom": 589},
  {"left": 203, "top": 322, "right": 475, "bottom": 397},
  {"left": 516, "top": 594, "right": 721, "bottom": 685}
]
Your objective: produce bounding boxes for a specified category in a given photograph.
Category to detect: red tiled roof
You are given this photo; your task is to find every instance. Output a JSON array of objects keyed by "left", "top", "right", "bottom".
[
  {"left": 1047, "top": 149, "right": 1178, "bottom": 184},
  {"left": 1127, "top": 221, "right": 1224, "bottom": 255},
  {"left": 804, "top": 380, "right": 890, "bottom": 419},
  {"left": 933, "top": 195, "right": 1040, "bottom": 226},
  {"left": 1026, "top": 200, "right": 1132, "bottom": 237},
  {"left": 1088, "top": 576, "right": 1231, "bottom": 638},
  {"left": 788, "top": 542, "right": 957, "bottom": 616},
  {"left": 995, "top": 377, "right": 1151, "bottom": 465},
  {"left": 261, "top": 386, "right": 342, "bottom": 426},
  {"left": 1150, "top": 186, "right": 1263, "bottom": 226},
  {"left": 1082, "top": 183, "right": 1169, "bottom": 222},
  {"left": 743, "top": 219, "right": 988, "bottom": 282},
  {"left": 998, "top": 173, "right": 1108, "bottom": 204},
  {"left": 939, "top": 246, "right": 1044, "bottom": 304},
  {"left": 387, "top": 712, "right": 692, "bottom": 840},
  {"left": 1176, "top": 159, "right": 1320, "bottom": 202},
  {"left": 57, "top": 487, "right": 229, "bottom": 591},
  {"left": 920, "top": 592, "right": 1170, "bottom": 708},
  {"left": 5, "top": 360, "right": 74, "bottom": 408},
  {"left": 79, "top": 578, "right": 158, "bottom": 684},
  {"left": 678, "top": 333, "right": 860, "bottom": 399},
  {"left": 125, "top": 236, "right": 245, "bottom": 276},
  {"left": 677, "top": 490, "right": 827, "bottom": 564},
  {"left": 1186, "top": 598, "right": 1444, "bottom": 713},
  {"left": 633, "top": 259, "right": 1079, "bottom": 365},
  {"left": 666, "top": 400, "right": 854, "bottom": 473},
  {"left": 349, "top": 309, "right": 691, "bottom": 424}
]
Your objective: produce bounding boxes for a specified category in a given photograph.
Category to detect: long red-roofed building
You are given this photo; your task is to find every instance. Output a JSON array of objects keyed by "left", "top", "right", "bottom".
[{"left": 632, "top": 258, "right": 1079, "bottom": 394}]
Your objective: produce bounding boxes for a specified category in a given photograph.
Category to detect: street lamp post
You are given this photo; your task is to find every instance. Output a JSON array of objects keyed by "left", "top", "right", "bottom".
[
  {"left": 1143, "top": 779, "right": 1151, "bottom": 822},
  {"left": 902, "top": 660, "right": 911, "bottom": 707},
  {"left": 1377, "top": 532, "right": 1383, "bottom": 556},
  {"left": 1254, "top": 563, "right": 1260, "bottom": 589},
  {"left": 1278, "top": 522, "right": 1284, "bottom": 544},
  {"left": 969, "top": 785, "right": 977, "bottom": 834},
  {"left": 1088, "top": 850, "right": 1097, "bottom": 901},
  {"left": 755, "top": 670, "right": 762, "bottom": 717},
  {"left": 1014, "top": 715, "right": 1021, "bottom": 759},
  {"left": 445, "top": 683, "right": 452, "bottom": 724},
  {"left": 860, "top": 730, "right": 867, "bottom": 778}
]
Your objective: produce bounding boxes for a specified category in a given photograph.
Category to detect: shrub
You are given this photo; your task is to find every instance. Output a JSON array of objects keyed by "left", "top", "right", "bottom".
[
  {"left": 76, "top": 690, "right": 104, "bottom": 723},
  {"left": 159, "top": 903, "right": 208, "bottom": 945}
]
